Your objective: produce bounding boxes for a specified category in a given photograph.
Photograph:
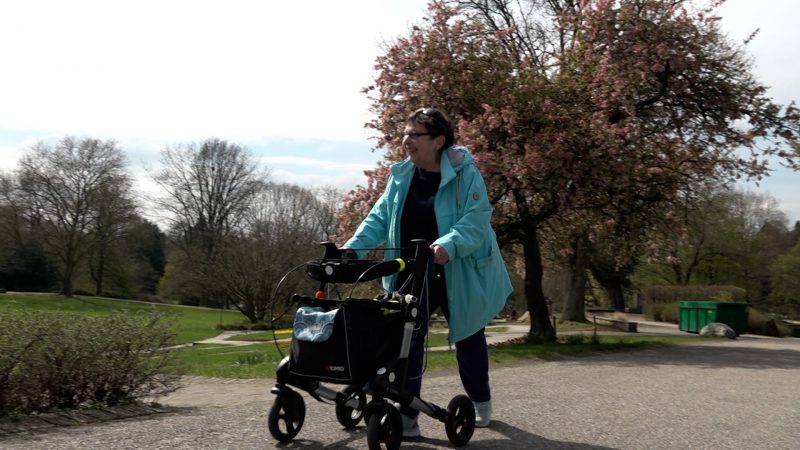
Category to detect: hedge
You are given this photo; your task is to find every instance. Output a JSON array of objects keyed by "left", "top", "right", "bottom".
[{"left": 641, "top": 285, "right": 746, "bottom": 304}]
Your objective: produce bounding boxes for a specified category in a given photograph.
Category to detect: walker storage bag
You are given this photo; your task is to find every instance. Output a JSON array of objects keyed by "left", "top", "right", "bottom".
[{"left": 289, "top": 302, "right": 402, "bottom": 384}]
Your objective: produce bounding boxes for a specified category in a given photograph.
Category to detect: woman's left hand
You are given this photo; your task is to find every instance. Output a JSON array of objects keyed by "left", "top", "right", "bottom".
[{"left": 431, "top": 244, "right": 449, "bottom": 265}]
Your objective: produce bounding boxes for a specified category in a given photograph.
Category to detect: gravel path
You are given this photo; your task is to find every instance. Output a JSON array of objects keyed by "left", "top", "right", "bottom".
[{"left": 2, "top": 335, "right": 798, "bottom": 449}]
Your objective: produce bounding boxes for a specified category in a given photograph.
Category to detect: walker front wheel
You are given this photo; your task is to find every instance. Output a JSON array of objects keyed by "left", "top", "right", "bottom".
[
  {"left": 267, "top": 388, "right": 305, "bottom": 443},
  {"left": 366, "top": 402, "right": 403, "bottom": 450},
  {"left": 445, "top": 395, "right": 475, "bottom": 447}
]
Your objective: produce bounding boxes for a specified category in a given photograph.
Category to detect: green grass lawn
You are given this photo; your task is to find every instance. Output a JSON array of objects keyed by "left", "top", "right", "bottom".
[
  {"left": 0, "top": 292, "right": 243, "bottom": 344},
  {"left": 167, "top": 342, "right": 292, "bottom": 378},
  {"left": 1, "top": 292, "right": 706, "bottom": 380}
]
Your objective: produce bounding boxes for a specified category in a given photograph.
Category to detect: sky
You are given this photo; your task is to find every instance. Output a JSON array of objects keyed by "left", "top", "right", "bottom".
[{"left": 0, "top": 0, "right": 798, "bottom": 223}]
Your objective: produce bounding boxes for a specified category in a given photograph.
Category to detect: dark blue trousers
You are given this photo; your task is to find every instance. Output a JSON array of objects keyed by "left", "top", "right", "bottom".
[{"left": 401, "top": 270, "right": 491, "bottom": 418}]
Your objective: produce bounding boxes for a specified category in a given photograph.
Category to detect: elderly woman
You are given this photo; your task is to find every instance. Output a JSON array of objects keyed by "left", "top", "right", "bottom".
[{"left": 344, "top": 107, "right": 512, "bottom": 436}]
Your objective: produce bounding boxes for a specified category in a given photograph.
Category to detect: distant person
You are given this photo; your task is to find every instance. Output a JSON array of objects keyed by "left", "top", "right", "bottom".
[
  {"left": 508, "top": 306, "right": 518, "bottom": 321},
  {"left": 343, "top": 107, "right": 512, "bottom": 436}
]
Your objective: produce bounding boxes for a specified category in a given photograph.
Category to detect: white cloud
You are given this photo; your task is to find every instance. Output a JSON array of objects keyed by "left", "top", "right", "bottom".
[
  {"left": 718, "top": 0, "right": 800, "bottom": 222},
  {"left": 0, "top": 147, "right": 22, "bottom": 171},
  {"left": 0, "top": 0, "right": 427, "bottom": 142},
  {"left": 269, "top": 167, "right": 367, "bottom": 192},
  {"left": 260, "top": 155, "right": 368, "bottom": 170},
  {"left": 718, "top": 0, "right": 800, "bottom": 102},
  {"left": 259, "top": 155, "right": 377, "bottom": 191}
]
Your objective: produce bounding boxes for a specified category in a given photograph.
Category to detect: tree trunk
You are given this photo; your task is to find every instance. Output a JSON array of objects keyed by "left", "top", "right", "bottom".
[
  {"left": 232, "top": 301, "right": 257, "bottom": 323},
  {"left": 522, "top": 227, "right": 556, "bottom": 341},
  {"left": 93, "top": 243, "right": 106, "bottom": 296},
  {"left": 562, "top": 241, "right": 587, "bottom": 322},
  {"left": 60, "top": 244, "right": 76, "bottom": 296},
  {"left": 60, "top": 265, "right": 74, "bottom": 296}
]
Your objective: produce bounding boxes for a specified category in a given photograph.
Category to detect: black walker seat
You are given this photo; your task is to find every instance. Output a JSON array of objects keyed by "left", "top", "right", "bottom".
[{"left": 267, "top": 240, "right": 476, "bottom": 449}]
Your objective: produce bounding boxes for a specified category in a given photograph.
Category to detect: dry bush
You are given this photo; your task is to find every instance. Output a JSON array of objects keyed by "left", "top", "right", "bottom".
[{"left": 0, "top": 310, "right": 179, "bottom": 416}]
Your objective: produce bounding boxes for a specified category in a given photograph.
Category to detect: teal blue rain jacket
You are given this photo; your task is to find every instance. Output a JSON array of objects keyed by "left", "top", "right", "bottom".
[{"left": 345, "top": 146, "right": 512, "bottom": 342}]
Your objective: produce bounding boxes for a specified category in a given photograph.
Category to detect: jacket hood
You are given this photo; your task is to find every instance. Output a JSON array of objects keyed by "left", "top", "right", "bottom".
[{"left": 443, "top": 145, "right": 473, "bottom": 170}]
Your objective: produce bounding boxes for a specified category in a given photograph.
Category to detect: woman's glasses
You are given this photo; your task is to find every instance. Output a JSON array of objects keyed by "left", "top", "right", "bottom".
[{"left": 402, "top": 131, "right": 433, "bottom": 139}]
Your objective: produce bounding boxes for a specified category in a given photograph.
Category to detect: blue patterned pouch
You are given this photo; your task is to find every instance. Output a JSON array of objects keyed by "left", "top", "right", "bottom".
[{"left": 293, "top": 306, "right": 338, "bottom": 342}]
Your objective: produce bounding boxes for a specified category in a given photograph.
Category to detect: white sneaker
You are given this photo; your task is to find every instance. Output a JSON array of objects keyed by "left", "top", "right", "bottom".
[
  {"left": 474, "top": 400, "right": 492, "bottom": 427},
  {"left": 401, "top": 414, "right": 421, "bottom": 438}
]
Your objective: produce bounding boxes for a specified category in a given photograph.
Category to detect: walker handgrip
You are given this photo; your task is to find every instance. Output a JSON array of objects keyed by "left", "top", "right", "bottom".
[
  {"left": 306, "top": 258, "right": 406, "bottom": 284},
  {"left": 357, "top": 258, "right": 405, "bottom": 281}
]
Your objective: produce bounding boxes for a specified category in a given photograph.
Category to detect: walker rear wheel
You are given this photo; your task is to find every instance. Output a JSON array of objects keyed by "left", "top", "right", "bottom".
[{"left": 445, "top": 395, "right": 475, "bottom": 447}]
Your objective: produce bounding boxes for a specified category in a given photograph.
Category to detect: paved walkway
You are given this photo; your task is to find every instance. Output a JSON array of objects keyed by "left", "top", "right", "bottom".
[
  {"left": 194, "top": 330, "right": 272, "bottom": 347},
  {"left": 8, "top": 315, "right": 787, "bottom": 448},
  {"left": 2, "top": 335, "right": 797, "bottom": 449}
]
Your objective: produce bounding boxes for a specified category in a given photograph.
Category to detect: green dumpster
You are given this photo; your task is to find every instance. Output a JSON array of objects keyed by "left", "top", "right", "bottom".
[{"left": 679, "top": 301, "right": 748, "bottom": 335}]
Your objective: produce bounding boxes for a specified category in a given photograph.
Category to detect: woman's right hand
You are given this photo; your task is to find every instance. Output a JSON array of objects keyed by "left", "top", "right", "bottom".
[{"left": 339, "top": 247, "right": 358, "bottom": 260}]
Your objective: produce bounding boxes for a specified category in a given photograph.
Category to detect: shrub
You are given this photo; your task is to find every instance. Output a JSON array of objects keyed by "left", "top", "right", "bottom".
[
  {"left": 524, "top": 332, "right": 547, "bottom": 345},
  {"left": 761, "top": 318, "right": 780, "bottom": 337},
  {"left": 646, "top": 301, "right": 680, "bottom": 323},
  {"left": 236, "top": 353, "right": 266, "bottom": 365},
  {"left": 0, "top": 309, "right": 180, "bottom": 416},
  {"left": 562, "top": 333, "right": 587, "bottom": 345}
]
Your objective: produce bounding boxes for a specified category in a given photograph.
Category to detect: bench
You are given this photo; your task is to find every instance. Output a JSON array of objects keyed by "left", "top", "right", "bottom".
[{"left": 592, "top": 315, "right": 638, "bottom": 332}]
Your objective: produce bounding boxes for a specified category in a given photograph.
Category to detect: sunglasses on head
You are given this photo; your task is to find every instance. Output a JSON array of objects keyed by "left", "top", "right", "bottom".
[{"left": 416, "top": 107, "right": 439, "bottom": 116}]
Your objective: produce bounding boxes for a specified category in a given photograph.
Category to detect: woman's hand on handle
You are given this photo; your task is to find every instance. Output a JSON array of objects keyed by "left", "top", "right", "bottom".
[{"left": 431, "top": 244, "right": 449, "bottom": 265}]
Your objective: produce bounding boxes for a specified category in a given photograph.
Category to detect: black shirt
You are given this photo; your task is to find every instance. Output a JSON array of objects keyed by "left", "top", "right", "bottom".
[
  {"left": 400, "top": 167, "right": 441, "bottom": 261},
  {"left": 397, "top": 168, "right": 448, "bottom": 307}
]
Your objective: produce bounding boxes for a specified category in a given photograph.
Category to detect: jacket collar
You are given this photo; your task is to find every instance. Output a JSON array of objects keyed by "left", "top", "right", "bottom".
[{"left": 391, "top": 145, "right": 473, "bottom": 187}]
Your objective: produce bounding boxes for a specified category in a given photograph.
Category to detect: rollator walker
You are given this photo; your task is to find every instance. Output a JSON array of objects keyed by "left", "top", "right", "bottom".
[{"left": 268, "top": 239, "right": 475, "bottom": 449}]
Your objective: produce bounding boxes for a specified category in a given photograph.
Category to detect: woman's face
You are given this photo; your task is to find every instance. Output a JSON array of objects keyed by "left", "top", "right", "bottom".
[{"left": 403, "top": 121, "right": 444, "bottom": 171}]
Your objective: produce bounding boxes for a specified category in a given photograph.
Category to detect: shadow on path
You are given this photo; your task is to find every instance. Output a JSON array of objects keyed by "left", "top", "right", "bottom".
[
  {"left": 564, "top": 340, "right": 800, "bottom": 370},
  {"left": 303, "top": 420, "right": 615, "bottom": 449}
]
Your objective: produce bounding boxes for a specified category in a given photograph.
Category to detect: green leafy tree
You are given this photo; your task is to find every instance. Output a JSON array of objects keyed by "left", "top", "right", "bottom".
[
  {"left": 122, "top": 217, "right": 167, "bottom": 296},
  {"left": 87, "top": 169, "right": 137, "bottom": 296},
  {"left": 770, "top": 240, "right": 800, "bottom": 315},
  {"left": 642, "top": 188, "right": 791, "bottom": 297},
  {"left": 0, "top": 173, "right": 56, "bottom": 292}
]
